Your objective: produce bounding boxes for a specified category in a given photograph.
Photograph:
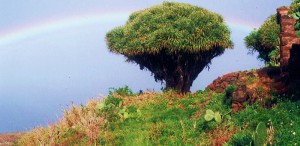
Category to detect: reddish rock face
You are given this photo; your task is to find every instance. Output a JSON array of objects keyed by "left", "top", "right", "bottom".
[
  {"left": 206, "top": 68, "right": 285, "bottom": 112},
  {"left": 277, "top": 8, "right": 300, "bottom": 97},
  {"left": 206, "top": 73, "right": 240, "bottom": 93},
  {"left": 277, "top": 7, "right": 300, "bottom": 75},
  {"left": 232, "top": 85, "right": 248, "bottom": 103}
]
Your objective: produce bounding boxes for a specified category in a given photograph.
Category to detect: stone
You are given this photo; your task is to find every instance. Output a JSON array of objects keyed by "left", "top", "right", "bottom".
[
  {"left": 281, "top": 15, "right": 291, "bottom": 20},
  {"left": 282, "top": 52, "right": 290, "bottom": 58},
  {"left": 281, "top": 19, "right": 296, "bottom": 24},
  {"left": 247, "top": 88, "right": 260, "bottom": 104},
  {"left": 292, "top": 38, "right": 300, "bottom": 44},
  {"left": 232, "top": 103, "right": 243, "bottom": 112},
  {"left": 282, "top": 31, "right": 297, "bottom": 37},
  {"left": 281, "top": 37, "right": 294, "bottom": 45},
  {"left": 215, "top": 87, "right": 224, "bottom": 93},
  {"left": 281, "top": 21, "right": 295, "bottom": 26},
  {"left": 282, "top": 25, "right": 296, "bottom": 32},
  {"left": 277, "top": 7, "right": 289, "bottom": 15},
  {"left": 232, "top": 85, "right": 248, "bottom": 103}
]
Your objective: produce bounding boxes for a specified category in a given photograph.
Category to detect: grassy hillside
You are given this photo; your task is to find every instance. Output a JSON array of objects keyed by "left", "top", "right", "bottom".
[{"left": 15, "top": 77, "right": 300, "bottom": 146}]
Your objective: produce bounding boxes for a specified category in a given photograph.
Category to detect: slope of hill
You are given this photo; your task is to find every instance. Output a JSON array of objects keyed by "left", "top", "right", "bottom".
[{"left": 14, "top": 69, "right": 300, "bottom": 145}]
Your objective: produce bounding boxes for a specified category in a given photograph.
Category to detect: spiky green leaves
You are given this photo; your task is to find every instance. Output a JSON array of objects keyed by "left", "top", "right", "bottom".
[
  {"left": 290, "top": 1, "right": 300, "bottom": 37},
  {"left": 253, "top": 122, "right": 268, "bottom": 146},
  {"left": 106, "top": 2, "right": 232, "bottom": 56},
  {"left": 245, "top": 15, "right": 280, "bottom": 65},
  {"left": 106, "top": 2, "right": 232, "bottom": 93},
  {"left": 245, "top": 15, "right": 279, "bottom": 51},
  {"left": 290, "top": 0, "right": 300, "bottom": 14}
]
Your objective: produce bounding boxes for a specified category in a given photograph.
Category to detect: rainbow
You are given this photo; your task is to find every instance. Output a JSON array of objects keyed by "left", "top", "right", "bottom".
[
  {"left": 0, "top": 11, "right": 131, "bottom": 47},
  {"left": 0, "top": 12, "right": 259, "bottom": 47},
  {"left": 226, "top": 17, "right": 260, "bottom": 32}
]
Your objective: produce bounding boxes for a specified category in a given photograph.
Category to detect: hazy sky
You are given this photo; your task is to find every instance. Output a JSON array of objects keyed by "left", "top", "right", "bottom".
[{"left": 0, "top": 0, "right": 292, "bottom": 133}]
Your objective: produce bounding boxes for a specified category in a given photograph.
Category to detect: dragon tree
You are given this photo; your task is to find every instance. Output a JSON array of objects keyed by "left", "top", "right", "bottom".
[
  {"left": 106, "top": 2, "right": 233, "bottom": 93},
  {"left": 245, "top": 15, "right": 280, "bottom": 66}
]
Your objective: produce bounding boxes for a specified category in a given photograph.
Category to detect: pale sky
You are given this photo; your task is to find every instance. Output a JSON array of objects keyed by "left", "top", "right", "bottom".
[{"left": 0, "top": 0, "right": 292, "bottom": 133}]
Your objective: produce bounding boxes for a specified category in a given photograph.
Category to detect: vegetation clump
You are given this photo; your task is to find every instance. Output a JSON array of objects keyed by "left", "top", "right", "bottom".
[
  {"left": 253, "top": 122, "right": 268, "bottom": 146},
  {"left": 290, "top": 0, "right": 300, "bottom": 37},
  {"left": 16, "top": 86, "right": 300, "bottom": 145},
  {"left": 245, "top": 15, "right": 280, "bottom": 66},
  {"left": 106, "top": 2, "right": 233, "bottom": 93}
]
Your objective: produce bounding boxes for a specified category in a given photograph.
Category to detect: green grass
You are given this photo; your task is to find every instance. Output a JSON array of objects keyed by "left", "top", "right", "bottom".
[
  {"left": 231, "top": 100, "right": 300, "bottom": 145},
  {"left": 16, "top": 86, "right": 300, "bottom": 146}
]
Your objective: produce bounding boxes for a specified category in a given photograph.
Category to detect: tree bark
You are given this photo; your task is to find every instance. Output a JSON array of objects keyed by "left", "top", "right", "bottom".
[
  {"left": 164, "top": 64, "right": 192, "bottom": 93},
  {"left": 126, "top": 48, "right": 225, "bottom": 94}
]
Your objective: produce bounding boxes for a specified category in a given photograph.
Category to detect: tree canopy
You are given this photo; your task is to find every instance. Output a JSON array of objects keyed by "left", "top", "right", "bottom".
[
  {"left": 106, "top": 2, "right": 232, "bottom": 93},
  {"left": 106, "top": 2, "right": 232, "bottom": 55},
  {"left": 244, "top": 15, "right": 280, "bottom": 66},
  {"left": 290, "top": 0, "right": 300, "bottom": 36},
  {"left": 290, "top": 0, "right": 300, "bottom": 14}
]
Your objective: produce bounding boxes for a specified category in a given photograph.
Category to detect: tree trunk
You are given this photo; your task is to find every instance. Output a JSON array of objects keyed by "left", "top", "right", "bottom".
[
  {"left": 165, "top": 75, "right": 192, "bottom": 93},
  {"left": 165, "top": 65, "right": 192, "bottom": 93},
  {"left": 126, "top": 48, "right": 225, "bottom": 94}
]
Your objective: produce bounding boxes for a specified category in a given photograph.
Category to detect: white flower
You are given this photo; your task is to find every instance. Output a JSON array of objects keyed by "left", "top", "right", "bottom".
[{"left": 293, "top": 132, "right": 296, "bottom": 135}]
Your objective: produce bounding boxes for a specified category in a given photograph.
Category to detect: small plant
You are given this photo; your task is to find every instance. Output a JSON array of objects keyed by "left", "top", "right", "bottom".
[
  {"left": 118, "top": 106, "right": 142, "bottom": 121},
  {"left": 109, "top": 86, "right": 134, "bottom": 96},
  {"left": 224, "top": 85, "right": 235, "bottom": 106},
  {"left": 291, "top": 1, "right": 300, "bottom": 37},
  {"left": 204, "top": 109, "right": 222, "bottom": 124},
  {"left": 196, "top": 89, "right": 204, "bottom": 94},
  {"left": 266, "top": 49, "right": 280, "bottom": 67},
  {"left": 256, "top": 87, "right": 263, "bottom": 95},
  {"left": 225, "top": 85, "right": 236, "bottom": 98},
  {"left": 127, "top": 105, "right": 138, "bottom": 113},
  {"left": 247, "top": 76, "right": 257, "bottom": 84},
  {"left": 253, "top": 122, "right": 268, "bottom": 146},
  {"left": 229, "top": 130, "right": 253, "bottom": 146},
  {"left": 228, "top": 122, "right": 268, "bottom": 146},
  {"left": 104, "top": 96, "right": 122, "bottom": 107},
  {"left": 291, "top": 11, "right": 300, "bottom": 37},
  {"left": 118, "top": 108, "right": 130, "bottom": 120}
]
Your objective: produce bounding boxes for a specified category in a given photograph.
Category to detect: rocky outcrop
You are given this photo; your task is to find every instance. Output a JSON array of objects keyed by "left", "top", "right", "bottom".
[
  {"left": 277, "top": 7, "right": 300, "bottom": 97},
  {"left": 206, "top": 68, "right": 285, "bottom": 112},
  {"left": 206, "top": 72, "right": 241, "bottom": 93},
  {"left": 277, "top": 7, "right": 300, "bottom": 74}
]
